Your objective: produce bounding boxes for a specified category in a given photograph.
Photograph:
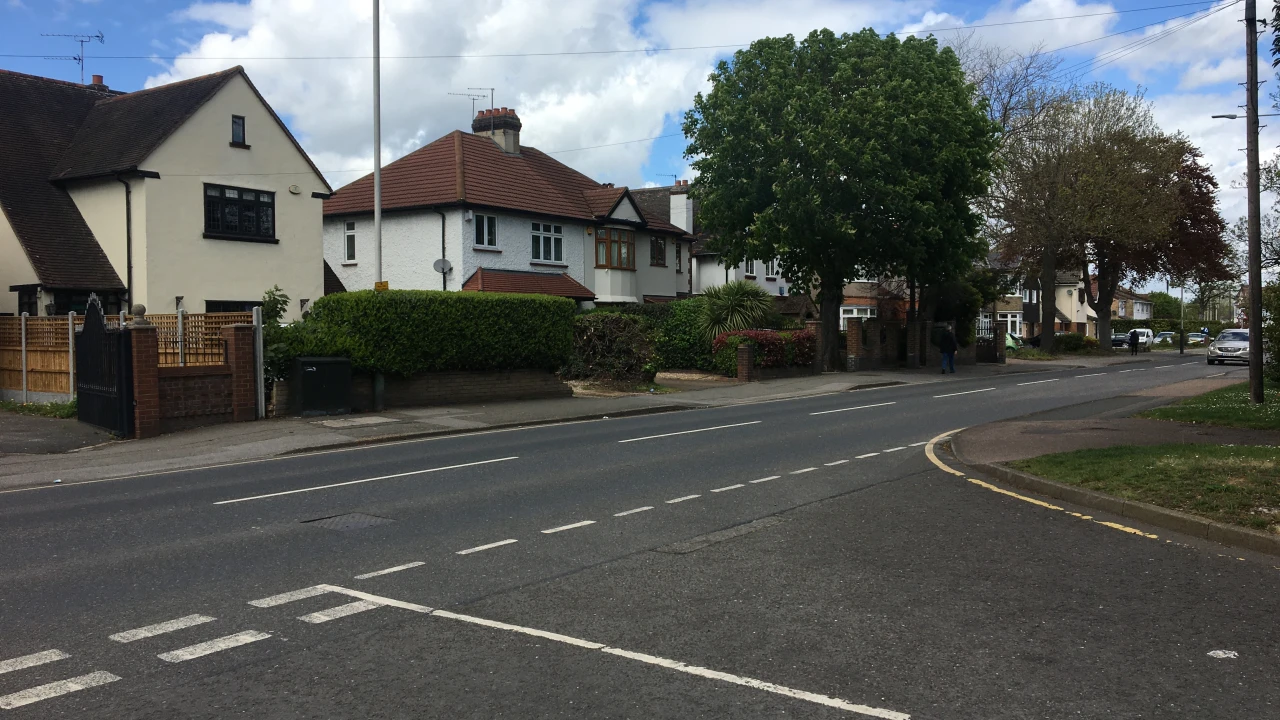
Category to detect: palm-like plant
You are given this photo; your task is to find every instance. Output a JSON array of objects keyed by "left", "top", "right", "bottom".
[{"left": 701, "top": 280, "right": 774, "bottom": 341}]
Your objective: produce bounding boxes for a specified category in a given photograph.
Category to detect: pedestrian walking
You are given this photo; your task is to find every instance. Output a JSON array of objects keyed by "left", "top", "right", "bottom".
[
  {"left": 940, "top": 326, "right": 958, "bottom": 374},
  {"left": 1128, "top": 328, "right": 1140, "bottom": 356}
]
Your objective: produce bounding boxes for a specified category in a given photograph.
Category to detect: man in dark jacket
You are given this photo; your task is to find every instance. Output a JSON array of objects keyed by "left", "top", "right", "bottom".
[
  {"left": 940, "top": 326, "right": 958, "bottom": 373},
  {"left": 1128, "top": 328, "right": 1140, "bottom": 355}
]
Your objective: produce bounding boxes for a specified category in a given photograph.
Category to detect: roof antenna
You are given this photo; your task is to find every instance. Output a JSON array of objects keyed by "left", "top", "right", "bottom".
[
  {"left": 448, "top": 91, "right": 488, "bottom": 124},
  {"left": 41, "top": 31, "right": 104, "bottom": 84},
  {"left": 657, "top": 173, "right": 678, "bottom": 186},
  {"left": 468, "top": 87, "right": 495, "bottom": 134}
]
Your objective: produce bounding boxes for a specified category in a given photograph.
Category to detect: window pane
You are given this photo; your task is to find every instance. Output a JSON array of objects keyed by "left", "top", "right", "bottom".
[
  {"left": 232, "top": 116, "right": 245, "bottom": 144},
  {"left": 553, "top": 225, "right": 561, "bottom": 235},
  {"left": 205, "top": 200, "right": 221, "bottom": 231},
  {"left": 620, "top": 242, "right": 629, "bottom": 268},
  {"left": 532, "top": 222, "right": 540, "bottom": 231},
  {"left": 242, "top": 191, "right": 256, "bottom": 202},
  {"left": 611, "top": 241, "right": 619, "bottom": 266},
  {"left": 475, "top": 218, "right": 484, "bottom": 245},
  {"left": 223, "top": 203, "right": 239, "bottom": 231},
  {"left": 242, "top": 203, "right": 257, "bottom": 234},
  {"left": 206, "top": 186, "right": 220, "bottom": 197},
  {"left": 610, "top": 229, "right": 619, "bottom": 241},
  {"left": 259, "top": 193, "right": 272, "bottom": 204},
  {"left": 224, "top": 188, "right": 239, "bottom": 199},
  {"left": 486, "top": 216, "right": 496, "bottom": 245},
  {"left": 346, "top": 221, "right": 355, "bottom": 232},
  {"left": 597, "top": 240, "right": 607, "bottom": 265},
  {"left": 543, "top": 236, "right": 552, "bottom": 260},
  {"left": 532, "top": 235, "right": 541, "bottom": 259},
  {"left": 346, "top": 235, "right": 355, "bottom": 261},
  {"left": 259, "top": 206, "right": 273, "bottom": 236},
  {"left": 554, "top": 237, "right": 562, "bottom": 261}
]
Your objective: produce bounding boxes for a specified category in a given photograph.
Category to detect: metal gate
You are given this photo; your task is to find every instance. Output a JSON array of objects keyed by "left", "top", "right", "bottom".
[{"left": 76, "top": 296, "right": 133, "bottom": 436}]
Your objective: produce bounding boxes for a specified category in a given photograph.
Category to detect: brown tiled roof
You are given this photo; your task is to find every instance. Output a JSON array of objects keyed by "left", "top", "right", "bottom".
[
  {"left": 324, "top": 130, "right": 688, "bottom": 237},
  {"left": 0, "top": 70, "right": 123, "bottom": 290},
  {"left": 630, "top": 187, "right": 671, "bottom": 223},
  {"left": 460, "top": 267, "right": 595, "bottom": 300},
  {"left": 323, "top": 260, "right": 347, "bottom": 295}
]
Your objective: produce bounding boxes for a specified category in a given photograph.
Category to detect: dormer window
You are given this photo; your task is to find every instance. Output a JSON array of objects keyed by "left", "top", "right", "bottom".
[{"left": 231, "top": 115, "right": 249, "bottom": 148}]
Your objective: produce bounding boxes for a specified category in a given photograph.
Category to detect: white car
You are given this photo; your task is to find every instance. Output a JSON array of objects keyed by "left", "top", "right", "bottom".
[{"left": 1126, "top": 328, "right": 1154, "bottom": 349}]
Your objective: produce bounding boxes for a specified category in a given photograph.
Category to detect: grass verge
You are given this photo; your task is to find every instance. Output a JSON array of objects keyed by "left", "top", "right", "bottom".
[
  {"left": 1140, "top": 381, "right": 1280, "bottom": 431},
  {"left": 0, "top": 398, "right": 77, "bottom": 419},
  {"left": 1009, "top": 348, "right": 1057, "bottom": 361},
  {"left": 1011, "top": 444, "right": 1280, "bottom": 533}
]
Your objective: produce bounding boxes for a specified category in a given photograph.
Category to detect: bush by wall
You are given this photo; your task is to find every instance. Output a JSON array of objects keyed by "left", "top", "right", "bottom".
[
  {"left": 710, "top": 329, "right": 816, "bottom": 377},
  {"left": 277, "top": 290, "right": 574, "bottom": 377},
  {"left": 1057, "top": 332, "right": 1086, "bottom": 352},
  {"left": 586, "top": 298, "right": 714, "bottom": 370},
  {"left": 561, "top": 313, "right": 655, "bottom": 382}
]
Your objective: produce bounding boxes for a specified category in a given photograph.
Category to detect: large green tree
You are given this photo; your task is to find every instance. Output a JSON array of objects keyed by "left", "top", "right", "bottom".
[{"left": 683, "top": 29, "right": 998, "bottom": 369}]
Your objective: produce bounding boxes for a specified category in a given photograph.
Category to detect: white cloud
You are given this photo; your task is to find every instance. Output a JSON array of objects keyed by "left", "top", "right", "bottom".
[
  {"left": 901, "top": 0, "right": 1118, "bottom": 55},
  {"left": 175, "top": 2, "right": 258, "bottom": 31},
  {"left": 1091, "top": 1, "right": 1242, "bottom": 88}
]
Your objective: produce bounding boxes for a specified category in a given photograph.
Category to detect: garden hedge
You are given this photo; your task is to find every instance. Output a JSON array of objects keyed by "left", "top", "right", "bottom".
[
  {"left": 710, "top": 329, "right": 816, "bottom": 377},
  {"left": 562, "top": 313, "right": 655, "bottom": 382},
  {"left": 276, "top": 289, "right": 574, "bottom": 377},
  {"left": 585, "top": 298, "right": 714, "bottom": 370}
]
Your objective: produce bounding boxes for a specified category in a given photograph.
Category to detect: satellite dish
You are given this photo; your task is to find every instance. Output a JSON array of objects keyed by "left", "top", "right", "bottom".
[{"left": 433, "top": 259, "right": 453, "bottom": 274}]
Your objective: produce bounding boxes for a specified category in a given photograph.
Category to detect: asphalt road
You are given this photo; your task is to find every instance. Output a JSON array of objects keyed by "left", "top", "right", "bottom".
[{"left": 1, "top": 357, "right": 1275, "bottom": 719}]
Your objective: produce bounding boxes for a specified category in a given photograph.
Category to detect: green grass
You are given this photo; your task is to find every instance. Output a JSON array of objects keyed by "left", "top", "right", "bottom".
[
  {"left": 1140, "top": 381, "right": 1280, "bottom": 431},
  {"left": 0, "top": 398, "right": 77, "bottom": 419},
  {"left": 1011, "top": 444, "right": 1280, "bottom": 532}
]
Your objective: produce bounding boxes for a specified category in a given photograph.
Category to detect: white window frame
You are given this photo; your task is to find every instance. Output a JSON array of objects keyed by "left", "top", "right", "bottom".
[
  {"left": 344, "top": 221, "right": 356, "bottom": 262},
  {"left": 764, "top": 258, "right": 778, "bottom": 278},
  {"left": 474, "top": 214, "right": 498, "bottom": 247},
  {"left": 531, "top": 222, "right": 563, "bottom": 263},
  {"left": 839, "top": 305, "right": 876, "bottom": 330},
  {"left": 744, "top": 259, "right": 756, "bottom": 276},
  {"left": 997, "top": 312, "right": 1021, "bottom": 337}
]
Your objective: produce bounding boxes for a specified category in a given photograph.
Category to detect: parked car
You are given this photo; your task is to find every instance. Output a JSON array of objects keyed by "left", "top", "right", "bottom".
[
  {"left": 1155, "top": 331, "right": 1175, "bottom": 345},
  {"left": 1131, "top": 328, "right": 1154, "bottom": 349},
  {"left": 1208, "top": 329, "right": 1251, "bottom": 365},
  {"left": 1111, "top": 332, "right": 1129, "bottom": 348},
  {"left": 1187, "top": 332, "right": 1207, "bottom": 345},
  {"left": 1005, "top": 332, "right": 1023, "bottom": 351}
]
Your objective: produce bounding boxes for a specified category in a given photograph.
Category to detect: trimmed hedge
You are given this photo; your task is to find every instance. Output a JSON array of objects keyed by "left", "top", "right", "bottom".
[
  {"left": 585, "top": 298, "right": 714, "bottom": 370},
  {"left": 562, "top": 313, "right": 655, "bottom": 382},
  {"left": 276, "top": 289, "right": 574, "bottom": 377},
  {"left": 710, "top": 329, "right": 816, "bottom": 377},
  {"left": 1057, "top": 332, "right": 1086, "bottom": 352}
]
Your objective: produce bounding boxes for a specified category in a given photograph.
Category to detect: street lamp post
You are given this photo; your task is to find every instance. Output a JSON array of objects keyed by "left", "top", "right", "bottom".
[{"left": 372, "top": 0, "right": 383, "bottom": 289}]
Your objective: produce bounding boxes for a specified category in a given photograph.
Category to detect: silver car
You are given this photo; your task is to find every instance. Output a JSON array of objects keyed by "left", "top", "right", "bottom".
[{"left": 1208, "top": 329, "right": 1251, "bottom": 365}]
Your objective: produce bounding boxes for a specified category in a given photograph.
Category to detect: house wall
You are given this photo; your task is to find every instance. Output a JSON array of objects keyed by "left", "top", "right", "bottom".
[
  {"left": 324, "top": 209, "right": 465, "bottom": 292},
  {"left": 137, "top": 73, "right": 327, "bottom": 319},
  {"left": 0, "top": 210, "right": 37, "bottom": 314},
  {"left": 690, "top": 254, "right": 790, "bottom": 297},
  {"left": 462, "top": 211, "right": 588, "bottom": 287},
  {"left": 66, "top": 177, "right": 129, "bottom": 297}
]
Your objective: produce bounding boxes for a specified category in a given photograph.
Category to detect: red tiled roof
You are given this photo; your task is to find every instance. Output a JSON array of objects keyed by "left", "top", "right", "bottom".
[
  {"left": 460, "top": 267, "right": 595, "bottom": 300},
  {"left": 323, "top": 130, "right": 688, "bottom": 236}
]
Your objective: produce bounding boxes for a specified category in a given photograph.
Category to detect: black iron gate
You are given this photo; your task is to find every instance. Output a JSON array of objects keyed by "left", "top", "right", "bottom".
[{"left": 76, "top": 297, "right": 133, "bottom": 436}]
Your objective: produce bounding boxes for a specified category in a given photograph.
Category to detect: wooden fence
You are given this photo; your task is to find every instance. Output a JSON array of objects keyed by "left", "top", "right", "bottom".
[{"left": 0, "top": 312, "right": 253, "bottom": 399}]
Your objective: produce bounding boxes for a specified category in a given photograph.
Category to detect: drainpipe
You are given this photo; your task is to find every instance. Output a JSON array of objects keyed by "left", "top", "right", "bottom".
[
  {"left": 116, "top": 175, "right": 133, "bottom": 307},
  {"left": 435, "top": 209, "right": 447, "bottom": 290}
]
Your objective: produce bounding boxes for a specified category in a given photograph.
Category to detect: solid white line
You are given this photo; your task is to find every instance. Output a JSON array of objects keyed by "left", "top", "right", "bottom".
[
  {"left": 809, "top": 401, "right": 896, "bottom": 416},
  {"left": 1075, "top": 373, "right": 1106, "bottom": 378},
  {"left": 934, "top": 387, "right": 995, "bottom": 398},
  {"left": 1017, "top": 378, "right": 1059, "bottom": 386},
  {"left": 614, "top": 506, "right": 653, "bottom": 516},
  {"left": 883, "top": 447, "right": 907, "bottom": 453},
  {"left": 824, "top": 460, "right": 849, "bottom": 466},
  {"left": 542, "top": 520, "right": 596, "bottom": 534},
  {"left": 0, "top": 671, "right": 121, "bottom": 710},
  {"left": 456, "top": 539, "right": 518, "bottom": 555},
  {"left": 317, "top": 584, "right": 434, "bottom": 613},
  {"left": 110, "top": 614, "right": 216, "bottom": 643},
  {"left": 790, "top": 467, "right": 817, "bottom": 475},
  {"left": 432, "top": 610, "right": 606, "bottom": 649},
  {"left": 249, "top": 585, "right": 330, "bottom": 608},
  {"left": 908, "top": 441, "right": 928, "bottom": 447},
  {"left": 711, "top": 483, "right": 745, "bottom": 493},
  {"left": 213, "top": 456, "right": 519, "bottom": 505},
  {"left": 354, "top": 561, "right": 425, "bottom": 580},
  {"left": 749, "top": 475, "right": 780, "bottom": 484},
  {"left": 298, "top": 600, "right": 381, "bottom": 624},
  {"left": 157, "top": 630, "right": 271, "bottom": 663},
  {"left": 666, "top": 494, "right": 700, "bottom": 504},
  {"left": 598, "top": 648, "right": 909, "bottom": 719},
  {"left": 856, "top": 452, "right": 880, "bottom": 459},
  {"left": 618, "top": 421, "right": 761, "bottom": 444},
  {"left": 0, "top": 650, "right": 68, "bottom": 675}
]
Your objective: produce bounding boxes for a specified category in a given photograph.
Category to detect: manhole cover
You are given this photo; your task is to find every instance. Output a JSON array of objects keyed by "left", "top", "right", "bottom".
[{"left": 301, "top": 512, "right": 394, "bottom": 531}]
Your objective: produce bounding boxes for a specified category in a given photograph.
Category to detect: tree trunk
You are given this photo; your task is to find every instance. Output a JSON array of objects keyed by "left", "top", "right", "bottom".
[
  {"left": 1038, "top": 248, "right": 1057, "bottom": 353},
  {"left": 819, "top": 271, "right": 843, "bottom": 372},
  {"left": 1084, "top": 256, "right": 1120, "bottom": 347}
]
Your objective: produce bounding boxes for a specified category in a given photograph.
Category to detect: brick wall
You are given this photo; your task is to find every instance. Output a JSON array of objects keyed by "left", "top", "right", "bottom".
[
  {"left": 349, "top": 369, "right": 571, "bottom": 411},
  {"left": 157, "top": 365, "right": 233, "bottom": 433},
  {"left": 129, "top": 322, "right": 258, "bottom": 438}
]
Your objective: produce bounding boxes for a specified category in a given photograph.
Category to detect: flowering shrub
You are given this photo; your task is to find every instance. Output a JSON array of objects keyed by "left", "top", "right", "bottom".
[{"left": 710, "top": 329, "right": 816, "bottom": 377}]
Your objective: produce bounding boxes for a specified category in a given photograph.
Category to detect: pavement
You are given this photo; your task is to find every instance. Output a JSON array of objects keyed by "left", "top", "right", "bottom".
[
  {"left": 0, "top": 411, "right": 110, "bottom": 454},
  {"left": 4, "top": 352, "right": 1278, "bottom": 718}
]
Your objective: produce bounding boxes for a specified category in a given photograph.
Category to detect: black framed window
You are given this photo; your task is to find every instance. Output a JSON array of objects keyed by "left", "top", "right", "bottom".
[
  {"left": 675, "top": 243, "right": 683, "bottom": 273},
  {"left": 231, "top": 115, "right": 246, "bottom": 145},
  {"left": 204, "top": 184, "right": 276, "bottom": 241},
  {"left": 531, "top": 222, "right": 563, "bottom": 262},
  {"left": 650, "top": 237, "right": 666, "bottom": 266},
  {"left": 206, "top": 300, "right": 262, "bottom": 313}
]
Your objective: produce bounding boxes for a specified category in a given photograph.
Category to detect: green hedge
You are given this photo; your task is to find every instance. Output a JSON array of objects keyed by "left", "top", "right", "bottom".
[
  {"left": 585, "top": 298, "right": 714, "bottom": 370},
  {"left": 276, "top": 290, "right": 574, "bottom": 377}
]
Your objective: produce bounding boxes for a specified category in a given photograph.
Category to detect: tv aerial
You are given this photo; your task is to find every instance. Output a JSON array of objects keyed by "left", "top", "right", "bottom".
[{"left": 41, "top": 31, "right": 105, "bottom": 84}]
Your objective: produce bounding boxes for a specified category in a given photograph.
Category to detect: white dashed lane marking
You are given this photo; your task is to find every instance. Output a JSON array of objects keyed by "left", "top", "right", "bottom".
[
  {"left": 666, "top": 494, "right": 701, "bottom": 504},
  {"left": 883, "top": 447, "right": 906, "bottom": 453},
  {"left": 298, "top": 600, "right": 381, "bottom": 624},
  {"left": 0, "top": 649, "right": 69, "bottom": 675},
  {"left": 1017, "top": 378, "right": 1059, "bottom": 386},
  {"left": 109, "top": 614, "right": 216, "bottom": 643},
  {"left": 856, "top": 452, "right": 880, "bottom": 459},
  {"left": 542, "top": 520, "right": 596, "bottom": 534},
  {"left": 456, "top": 539, "right": 518, "bottom": 555},
  {"left": 750, "top": 476, "right": 780, "bottom": 484},
  {"left": 354, "top": 561, "right": 424, "bottom": 579},
  {"left": 809, "top": 401, "right": 896, "bottom": 416},
  {"left": 934, "top": 387, "right": 995, "bottom": 398},
  {"left": 909, "top": 441, "right": 928, "bottom": 447},
  {"left": 711, "top": 484, "right": 745, "bottom": 493},
  {"left": 790, "top": 467, "right": 817, "bottom": 475},
  {"left": 157, "top": 630, "right": 271, "bottom": 663},
  {"left": 824, "top": 460, "right": 849, "bottom": 466},
  {"left": 249, "top": 585, "right": 329, "bottom": 608},
  {"left": 0, "top": 671, "right": 120, "bottom": 710},
  {"left": 614, "top": 506, "right": 653, "bottom": 516},
  {"left": 1075, "top": 373, "right": 1106, "bottom": 378}
]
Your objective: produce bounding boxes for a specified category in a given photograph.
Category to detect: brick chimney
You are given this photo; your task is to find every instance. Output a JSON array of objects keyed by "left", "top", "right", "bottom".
[
  {"left": 88, "top": 74, "right": 109, "bottom": 91},
  {"left": 669, "top": 179, "right": 693, "bottom": 233},
  {"left": 471, "top": 107, "right": 521, "bottom": 154}
]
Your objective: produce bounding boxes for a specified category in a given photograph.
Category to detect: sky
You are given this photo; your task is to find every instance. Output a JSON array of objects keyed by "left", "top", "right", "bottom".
[{"left": 1, "top": 0, "right": 1273, "bottom": 291}]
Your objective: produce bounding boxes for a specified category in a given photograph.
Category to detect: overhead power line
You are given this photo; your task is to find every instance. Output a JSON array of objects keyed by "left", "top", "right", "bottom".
[{"left": 1052, "top": 0, "right": 1240, "bottom": 80}]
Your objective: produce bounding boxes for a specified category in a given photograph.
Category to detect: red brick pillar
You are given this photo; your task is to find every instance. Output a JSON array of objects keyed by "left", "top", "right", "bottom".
[
  {"left": 736, "top": 342, "right": 758, "bottom": 382},
  {"left": 130, "top": 325, "right": 160, "bottom": 439},
  {"left": 863, "top": 320, "right": 881, "bottom": 370},
  {"left": 805, "top": 320, "right": 823, "bottom": 373},
  {"left": 905, "top": 321, "right": 921, "bottom": 368},
  {"left": 845, "top": 318, "right": 863, "bottom": 370},
  {"left": 224, "top": 324, "right": 257, "bottom": 422}
]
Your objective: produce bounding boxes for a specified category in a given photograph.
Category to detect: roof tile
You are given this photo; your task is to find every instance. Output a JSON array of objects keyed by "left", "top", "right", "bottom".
[{"left": 460, "top": 267, "right": 595, "bottom": 300}]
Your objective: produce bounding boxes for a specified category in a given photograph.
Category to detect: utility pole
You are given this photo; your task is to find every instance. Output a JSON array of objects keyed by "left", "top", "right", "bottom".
[
  {"left": 1245, "top": 0, "right": 1264, "bottom": 403},
  {"left": 372, "top": 0, "right": 383, "bottom": 289}
]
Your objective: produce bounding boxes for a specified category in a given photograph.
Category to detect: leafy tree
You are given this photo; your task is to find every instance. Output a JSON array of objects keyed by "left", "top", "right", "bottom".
[
  {"left": 684, "top": 29, "right": 998, "bottom": 369},
  {"left": 1147, "top": 291, "right": 1182, "bottom": 319},
  {"left": 700, "top": 280, "right": 773, "bottom": 341}
]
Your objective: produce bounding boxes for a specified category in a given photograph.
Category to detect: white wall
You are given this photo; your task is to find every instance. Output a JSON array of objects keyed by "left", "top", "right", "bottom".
[
  {"left": 461, "top": 211, "right": 588, "bottom": 286},
  {"left": 324, "top": 209, "right": 463, "bottom": 292},
  {"left": 136, "top": 73, "right": 327, "bottom": 319},
  {"left": 66, "top": 178, "right": 129, "bottom": 296},
  {"left": 691, "top": 254, "right": 791, "bottom": 297},
  {"left": 0, "top": 210, "right": 37, "bottom": 314}
]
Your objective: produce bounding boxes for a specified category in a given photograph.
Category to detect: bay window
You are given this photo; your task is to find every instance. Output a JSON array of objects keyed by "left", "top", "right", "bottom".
[{"left": 595, "top": 228, "right": 635, "bottom": 269}]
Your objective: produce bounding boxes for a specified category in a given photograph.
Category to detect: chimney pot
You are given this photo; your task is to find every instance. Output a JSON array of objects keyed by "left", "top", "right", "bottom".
[{"left": 91, "top": 74, "right": 103, "bottom": 85}]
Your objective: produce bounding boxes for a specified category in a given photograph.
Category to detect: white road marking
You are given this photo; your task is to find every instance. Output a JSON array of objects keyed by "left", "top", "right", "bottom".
[
  {"left": 790, "top": 467, "right": 817, "bottom": 475},
  {"left": 157, "top": 630, "right": 271, "bottom": 663},
  {"left": 109, "top": 614, "right": 216, "bottom": 643},
  {"left": 1183, "top": 362, "right": 1199, "bottom": 366},
  {"left": 809, "top": 401, "right": 896, "bottom": 416},
  {"left": 933, "top": 387, "right": 995, "bottom": 398},
  {"left": 0, "top": 650, "right": 68, "bottom": 675},
  {"left": 883, "top": 447, "right": 907, "bottom": 453},
  {"left": 432, "top": 610, "right": 606, "bottom": 650},
  {"left": 315, "top": 584, "right": 434, "bottom": 613},
  {"left": 614, "top": 506, "right": 653, "bottom": 516},
  {"left": 1207, "top": 649, "right": 1238, "bottom": 659},
  {"left": 599, "top": 647, "right": 909, "bottom": 719},
  {"left": 0, "top": 671, "right": 120, "bottom": 710},
  {"left": 354, "top": 561, "right": 425, "bottom": 580},
  {"left": 824, "top": 460, "right": 849, "bottom": 466},
  {"left": 542, "top": 520, "right": 596, "bottom": 534},
  {"left": 1119, "top": 369, "right": 1133, "bottom": 373},
  {"left": 249, "top": 585, "right": 330, "bottom": 608},
  {"left": 457, "top": 539, "right": 518, "bottom": 555},
  {"left": 908, "top": 441, "right": 928, "bottom": 447},
  {"left": 213, "top": 456, "right": 519, "bottom": 505},
  {"left": 750, "top": 475, "right": 780, "bottom": 484},
  {"left": 618, "top": 421, "right": 761, "bottom": 444},
  {"left": 711, "top": 484, "right": 745, "bottom": 493},
  {"left": 1155, "top": 365, "right": 1174, "bottom": 369},
  {"left": 856, "top": 452, "right": 880, "bottom": 459},
  {"left": 298, "top": 600, "right": 382, "bottom": 624},
  {"left": 1017, "top": 378, "right": 1059, "bottom": 386},
  {"left": 666, "top": 494, "right": 701, "bottom": 504},
  {"left": 1075, "top": 373, "right": 1106, "bottom": 378}
]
